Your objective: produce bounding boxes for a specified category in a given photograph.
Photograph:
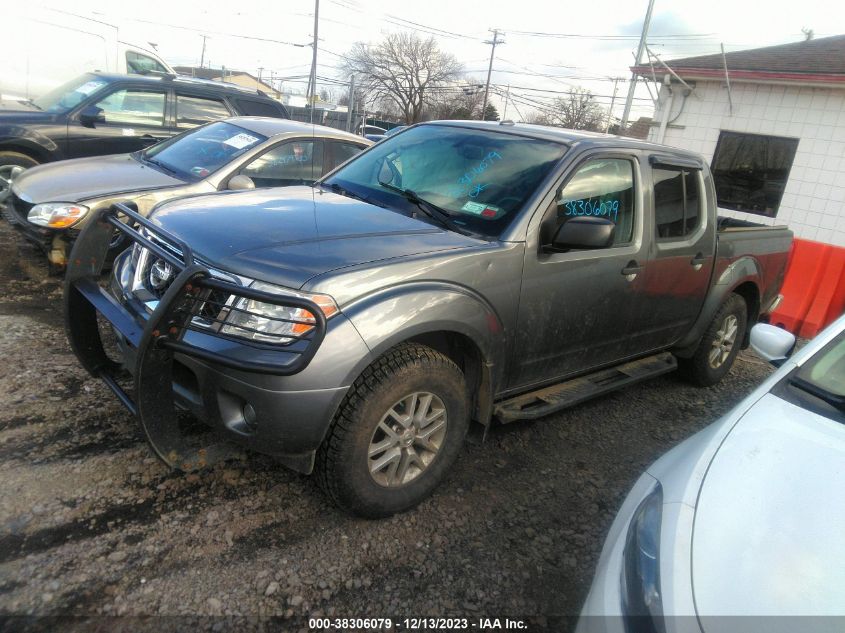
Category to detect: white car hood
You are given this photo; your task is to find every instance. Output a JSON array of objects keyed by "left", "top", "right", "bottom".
[{"left": 692, "top": 392, "right": 845, "bottom": 618}]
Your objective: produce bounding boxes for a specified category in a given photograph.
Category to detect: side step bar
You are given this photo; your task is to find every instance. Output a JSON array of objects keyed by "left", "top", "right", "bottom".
[{"left": 494, "top": 352, "right": 678, "bottom": 422}]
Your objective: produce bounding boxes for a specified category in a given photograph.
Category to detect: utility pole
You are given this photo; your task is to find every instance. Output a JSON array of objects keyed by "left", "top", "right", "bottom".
[
  {"left": 605, "top": 77, "right": 620, "bottom": 133},
  {"left": 620, "top": 0, "right": 655, "bottom": 131},
  {"left": 502, "top": 84, "right": 510, "bottom": 120},
  {"left": 346, "top": 74, "right": 356, "bottom": 132},
  {"left": 307, "top": 0, "right": 320, "bottom": 123},
  {"left": 199, "top": 35, "right": 209, "bottom": 68},
  {"left": 481, "top": 29, "right": 503, "bottom": 121},
  {"left": 257, "top": 67, "right": 264, "bottom": 83}
]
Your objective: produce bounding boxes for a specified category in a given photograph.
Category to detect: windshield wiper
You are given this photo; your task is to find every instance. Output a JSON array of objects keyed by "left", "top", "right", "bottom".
[
  {"left": 321, "top": 182, "right": 386, "bottom": 208},
  {"left": 18, "top": 99, "right": 42, "bottom": 111},
  {"left": 789, "top": 376, "right": 845, "bottom": 411},
  {"left": 143, "top": 156, "right": 180, "bottom": 178},
  {"left": 377, "top": 181, "right": 470, "bottom": 235}
]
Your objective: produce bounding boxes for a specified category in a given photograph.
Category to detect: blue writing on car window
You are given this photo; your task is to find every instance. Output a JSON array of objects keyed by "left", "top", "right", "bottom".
[
  {"left": 563, "top": 198, "right": 620, "bottom": 222},
  {"left": 451, "top": 151, "right": 503, "bottom": 198}
]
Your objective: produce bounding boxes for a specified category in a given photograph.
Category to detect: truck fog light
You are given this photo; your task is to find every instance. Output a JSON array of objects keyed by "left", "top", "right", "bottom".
[{"left": 243, "top": 403, "right": 257, "bottom": 428}]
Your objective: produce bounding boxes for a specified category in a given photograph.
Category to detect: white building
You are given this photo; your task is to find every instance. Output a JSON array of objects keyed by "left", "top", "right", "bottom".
[
  {"left": 633, "top": 35, "right": 845, "bottom": 245},
  {"left": 631, "top": 36, "right": 845, "bottom": 337}
]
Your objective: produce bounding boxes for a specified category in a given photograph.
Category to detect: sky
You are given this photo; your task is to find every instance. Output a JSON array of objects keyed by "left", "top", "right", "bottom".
[{"left": 22, "top": 0, "right": 845, "bottom": 123}]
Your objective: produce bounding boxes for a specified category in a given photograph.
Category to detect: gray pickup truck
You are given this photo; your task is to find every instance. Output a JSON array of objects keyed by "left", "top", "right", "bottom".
[{"left": 64, "top": 121, "right": 792, "bottom": 517}]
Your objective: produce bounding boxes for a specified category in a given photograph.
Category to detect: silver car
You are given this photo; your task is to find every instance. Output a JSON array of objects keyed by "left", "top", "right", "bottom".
[
  {"left": 578, "top": 316, "right": 845, "bottom": 632},
  {"left": 4, "top": 117, "right": 371, "bottom": 268}
]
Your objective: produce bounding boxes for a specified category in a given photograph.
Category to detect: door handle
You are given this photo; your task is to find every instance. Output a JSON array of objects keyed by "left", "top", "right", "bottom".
[
  {"left": 691, "top": 252, "right": 707, "bottom": 271},
  {"left": 621, "top": 260, "right": 643, "bottom": 280}
]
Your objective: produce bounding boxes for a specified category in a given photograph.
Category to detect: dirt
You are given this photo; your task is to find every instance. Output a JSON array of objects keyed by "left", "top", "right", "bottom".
[{"left": 0, "top": 218, "right": 774, "bottom": 630}]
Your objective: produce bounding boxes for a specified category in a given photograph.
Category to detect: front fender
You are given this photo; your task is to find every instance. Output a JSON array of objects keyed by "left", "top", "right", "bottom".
[
  {"left": 344, "top": 281, "right": 506, "bottom": 390},
  {"left": 0, "top": 126, "right": 59, "bottom": 161},
  {"left": 674, "top": 256, "right": 761, "bottom": 355}
]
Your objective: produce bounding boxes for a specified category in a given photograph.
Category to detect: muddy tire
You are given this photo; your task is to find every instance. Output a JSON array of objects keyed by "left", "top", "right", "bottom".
[
  {"left": 679, "top": 293, "right": 747, "bottom": 387},
  {"left": 316, "top": 343, "right": 469, "bottom": 518}
]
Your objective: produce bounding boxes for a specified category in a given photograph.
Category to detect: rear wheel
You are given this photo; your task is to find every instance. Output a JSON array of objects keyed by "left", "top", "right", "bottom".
[
  {"left": 0, "top": 152, "right": 38, "bottom": 203},
  {"left": 316, "top": 343, "right": 469, "bottom": 518},
  {"left": 679, "top": 293, "right": 747, "bottom": 387}
]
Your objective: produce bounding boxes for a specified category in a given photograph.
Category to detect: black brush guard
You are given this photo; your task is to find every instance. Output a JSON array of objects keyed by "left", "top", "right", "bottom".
[{"left": 64, "top": 203, "right": 327, "bottom": 471}]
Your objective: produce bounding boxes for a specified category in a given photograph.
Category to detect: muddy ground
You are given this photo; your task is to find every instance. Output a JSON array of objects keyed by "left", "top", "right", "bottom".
[{"left": 0, "top": 218, "right": 774, "bottom": 631}]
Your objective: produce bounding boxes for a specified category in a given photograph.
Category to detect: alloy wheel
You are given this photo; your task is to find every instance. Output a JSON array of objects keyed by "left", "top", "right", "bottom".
[
  {"left": 368, "top": 392, "right": 448, "bottom": 487},
  {"left": 709, "top": 314, "right": 739, "bottom": 369}
]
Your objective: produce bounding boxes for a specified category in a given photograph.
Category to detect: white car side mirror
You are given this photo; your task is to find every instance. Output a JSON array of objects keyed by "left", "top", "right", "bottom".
[{"left": 750, "top": 323, "right": 796, "bottom": 366}]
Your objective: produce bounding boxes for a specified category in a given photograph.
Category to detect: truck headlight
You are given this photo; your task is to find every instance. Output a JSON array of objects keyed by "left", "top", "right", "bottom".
[
  {"left": 28, "top": 202, "right": 90, "bottom": 228},
  {"left": 622, "top": 483, "right": 664, "bottom": 633},
  {"left": 220, "top": 280, "right": 339, "bottom": 344}
]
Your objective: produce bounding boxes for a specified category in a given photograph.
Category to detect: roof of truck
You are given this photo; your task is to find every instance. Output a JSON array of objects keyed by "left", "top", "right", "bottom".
[
  {"left": 423, "top": 120, "right": 702, "bottom": 158},
  {"left": 86, "top": 71, "right": 274, "bottom": 98}
]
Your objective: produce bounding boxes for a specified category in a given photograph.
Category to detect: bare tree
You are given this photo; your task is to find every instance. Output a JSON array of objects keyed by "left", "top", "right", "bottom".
[
  {"left": 343, "top": 32, "right": 463, "bottom": 124},
  {"left": 544, "top": 87, "right": 607, "bottom": 131},
  {"left": 429, "top": 79, "right": 484, "bottom": 120}
]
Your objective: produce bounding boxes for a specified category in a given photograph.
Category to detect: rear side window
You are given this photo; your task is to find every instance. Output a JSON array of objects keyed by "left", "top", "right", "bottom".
[
  {"left": 327, "top": 141, "right": 366, "bottom": 172},
  {"left": 236, "top": 99, "right": 285, "bottom": 117},
  {"left": 555, "top": 158, "right": 636, "bottom": 246},
  {"left": 654, "top": 167, "right": 702, "bottom": 239},
  {"left": 176, "top": 95, "right": 231, "bottom": 127}
]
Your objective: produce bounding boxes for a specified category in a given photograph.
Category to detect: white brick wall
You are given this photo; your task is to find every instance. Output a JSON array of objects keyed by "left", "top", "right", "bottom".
[{"left": 648, "top": 81, "right": 845, "bottom": 246}]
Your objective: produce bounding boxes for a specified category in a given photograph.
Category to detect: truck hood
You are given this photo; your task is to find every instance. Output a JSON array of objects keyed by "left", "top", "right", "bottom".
[
  {"left": 150, "top": 186, "right": 483, "bottom": 289},
  {"left": 13, "top": 154, "right": 184, "bottom": 203},
  {"left": 692, "top": 393, "right": 845, "bottom": 619},
  {"left": 0, "top": 107, "right": 54, "bottom": 122}
]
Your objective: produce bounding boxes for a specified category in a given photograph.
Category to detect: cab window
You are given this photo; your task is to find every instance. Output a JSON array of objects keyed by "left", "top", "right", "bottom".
[
  {"left": 654, "top": 167, "right": 702, "bottom": 239},
  {"left": 544, "top": 158, "right": 636, "bottom": 248},
  {"left": 126, "top": 51, "right": 168, "bottom": 74},
  {"left": 93, "top": 89, "right": 166, "bottom": 126}
]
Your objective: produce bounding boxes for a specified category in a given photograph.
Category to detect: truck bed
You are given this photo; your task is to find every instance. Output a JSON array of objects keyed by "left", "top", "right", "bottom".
[{"left": 715, "top": 215, "right": 793, "bottom": 314}]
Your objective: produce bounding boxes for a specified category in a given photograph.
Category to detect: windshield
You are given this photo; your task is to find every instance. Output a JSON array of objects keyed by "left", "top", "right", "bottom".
[
  {"left": 795, "top": 330, "right": 845, "bottom": 399},
  {"left": 323, "top": 124, "right": 568, "bottom": 238},
  {"left": 140, "top": 121, "right": 267, "bottom": 181},
  {"left": 32, "top": 75, "right": 109, "bottom": 113}
]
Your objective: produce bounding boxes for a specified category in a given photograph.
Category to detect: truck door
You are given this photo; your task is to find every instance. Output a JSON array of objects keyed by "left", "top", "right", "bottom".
[
  {"left": 510, "top": 153, "right": 652, "bottom": 389},
  {"left": 66, "top": 84, "right": 170, "bottom": 158},
  {"left": 641, "top": 160, "right": 715, "bottom": 348}
]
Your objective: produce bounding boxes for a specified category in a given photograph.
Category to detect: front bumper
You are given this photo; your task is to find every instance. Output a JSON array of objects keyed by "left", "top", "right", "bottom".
[{"left": 64, "top": 203, "right": 365, "bottom": 472}]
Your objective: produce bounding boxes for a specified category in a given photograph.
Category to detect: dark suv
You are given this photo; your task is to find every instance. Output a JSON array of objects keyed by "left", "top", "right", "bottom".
[{"left": 0, "top": 72, "right": 290, "bottom": 200}]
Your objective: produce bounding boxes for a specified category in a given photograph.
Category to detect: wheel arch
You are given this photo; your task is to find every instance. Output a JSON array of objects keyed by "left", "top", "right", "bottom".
[{"left": 673, "top": 257, "right": 763, "bottom": 357}]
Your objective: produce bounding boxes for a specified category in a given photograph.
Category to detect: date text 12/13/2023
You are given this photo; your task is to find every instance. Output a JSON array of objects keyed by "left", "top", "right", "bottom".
[{"left": 308, "top": 617, "right": 529, "bottom": 630}]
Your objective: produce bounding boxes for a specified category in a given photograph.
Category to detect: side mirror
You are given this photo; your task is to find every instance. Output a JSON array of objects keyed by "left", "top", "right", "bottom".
[
  {"left": 228, "top": 175, "right": 256, "bottom": 191},
  {"left": 78, "top": 105, "right": 105, "bottom": 128},
  {"left": 550, "top": 216, "right": 615, "bottom": 251},
  {"left": 750, "top": 323, "right": 796, "bottom": 366}
]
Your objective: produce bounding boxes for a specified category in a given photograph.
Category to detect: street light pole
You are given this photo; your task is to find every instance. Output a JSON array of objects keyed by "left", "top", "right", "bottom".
[
  {"left": 620, "top": 0, "right": 655, "bottom": 131},
  {"left": 308, "top": 0, "right": 320, "bottom": 123}
]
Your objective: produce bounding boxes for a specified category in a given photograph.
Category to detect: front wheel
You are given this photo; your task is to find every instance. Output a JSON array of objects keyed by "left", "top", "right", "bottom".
[
  {"left": 679, "top": 293, "right": 747, "bottom": 387},
  {"left": 0, "top": 151, "right": 39, "bottom": 203},
  {"left": 316, "top": 343, "right": 469, "bottom": 518}
]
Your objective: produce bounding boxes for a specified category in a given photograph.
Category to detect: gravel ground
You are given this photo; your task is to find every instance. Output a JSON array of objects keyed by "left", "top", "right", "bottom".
[{"left": 0, "top": 217, "right": 775, "bottom": 631}]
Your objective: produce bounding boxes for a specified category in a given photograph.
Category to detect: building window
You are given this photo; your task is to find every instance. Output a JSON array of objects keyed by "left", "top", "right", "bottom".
[{"left": 711, "top": 131, "right": 798, "bottom": 217}]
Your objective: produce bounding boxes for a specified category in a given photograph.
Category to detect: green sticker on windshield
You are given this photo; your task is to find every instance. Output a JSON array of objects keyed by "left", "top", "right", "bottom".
[{"left": 461, "top": 201, "right": 487, "bottom": 214}]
